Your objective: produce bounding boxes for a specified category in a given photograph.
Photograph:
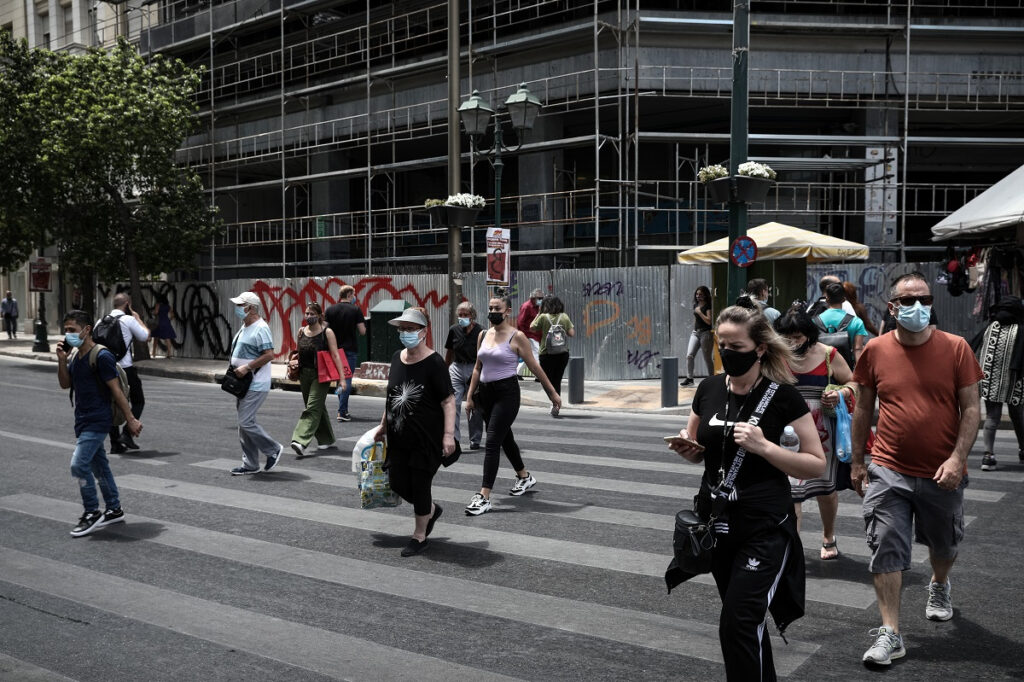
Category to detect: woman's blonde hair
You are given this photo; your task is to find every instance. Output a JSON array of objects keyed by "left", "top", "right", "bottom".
[{"left": 715, "top": 305, "right": 796, "bottom": 385}]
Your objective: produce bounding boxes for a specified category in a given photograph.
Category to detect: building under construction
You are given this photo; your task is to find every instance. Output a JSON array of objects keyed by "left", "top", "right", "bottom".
[{"left": 4, "top": 0, "right": 1024, "bottom": 281}]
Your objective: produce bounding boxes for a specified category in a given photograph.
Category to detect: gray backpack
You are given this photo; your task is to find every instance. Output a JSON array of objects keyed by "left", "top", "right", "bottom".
[
  {"left": 814, "top": 313, "right": 856, "bottom": 368},
  {"left": 545, "top": 314, "right": 569, "bottom": 354}
]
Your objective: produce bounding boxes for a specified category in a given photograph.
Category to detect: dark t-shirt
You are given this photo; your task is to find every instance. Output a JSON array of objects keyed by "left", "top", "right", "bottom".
[
  {"left": 325, "top": 301, "right": 364, "bottom": 352},
  {"left": 70, "top": 347, "right": 118, "bottom": 437},
  {"left": 445, "top": 322, "right": 484, "bottom": 364},
  {"left": 385, "top": 351, "right": 454, "bottom": 470},
  {"left": 691, "top": 374, "right": 809, "bottom": 513},
  {"left": 693, "top": 303, "right": 711, "bottom": 331}
]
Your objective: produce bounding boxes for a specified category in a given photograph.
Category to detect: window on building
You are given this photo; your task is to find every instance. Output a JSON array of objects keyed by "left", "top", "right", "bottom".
[
  {"left": 37, "top": 10, "right": 49, "bottom": 48},
  {"left": 62, "top": 2, "right": 74, "bottom": 44}
]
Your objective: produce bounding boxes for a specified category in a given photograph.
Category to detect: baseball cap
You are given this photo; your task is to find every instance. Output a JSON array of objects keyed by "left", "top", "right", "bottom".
[
  {"left": 387, "top": 308, "right": 428, "bottom": 328},
  {"left": 230, "top": 292, "right": 260, "bottom": 307}
]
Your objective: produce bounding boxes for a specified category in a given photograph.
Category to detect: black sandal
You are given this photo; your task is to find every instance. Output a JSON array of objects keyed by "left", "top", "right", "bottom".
[{"left": 821, "top": 538, "right": 839, "bottom": 561}]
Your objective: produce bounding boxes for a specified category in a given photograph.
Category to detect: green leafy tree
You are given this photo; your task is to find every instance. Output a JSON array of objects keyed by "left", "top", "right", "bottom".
[{"left": 24, "top": 37, "right": 218, "bottom": 306}]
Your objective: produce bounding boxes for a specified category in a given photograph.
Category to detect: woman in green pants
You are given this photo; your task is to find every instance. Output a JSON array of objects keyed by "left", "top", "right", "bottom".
[{"left": 289, "top": 302, "right": 347, "bottom": 457}]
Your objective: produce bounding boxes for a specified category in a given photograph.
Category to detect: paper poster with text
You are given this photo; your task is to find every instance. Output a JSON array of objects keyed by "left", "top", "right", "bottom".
[{"left": 486, "top": 227, "right": 510, "bottom": 286}]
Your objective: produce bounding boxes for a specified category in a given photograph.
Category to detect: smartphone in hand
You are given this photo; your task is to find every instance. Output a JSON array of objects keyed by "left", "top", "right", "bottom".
[{"left": 664, "top": 435, "right": 705, "bottom": 451}]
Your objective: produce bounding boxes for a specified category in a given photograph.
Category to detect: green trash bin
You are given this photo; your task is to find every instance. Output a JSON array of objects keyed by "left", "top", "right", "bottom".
[{"left": 368, "top": 299, "right": 411, "bottom": 362}]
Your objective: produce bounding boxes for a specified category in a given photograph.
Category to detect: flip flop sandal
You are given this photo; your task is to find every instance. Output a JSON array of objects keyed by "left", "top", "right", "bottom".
[{"left": 821, "top": 538, "right": 839, "bottom": 561}]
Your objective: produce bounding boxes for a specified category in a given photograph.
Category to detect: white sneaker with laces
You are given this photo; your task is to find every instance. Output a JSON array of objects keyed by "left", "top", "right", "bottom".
[
  {"left": 465, "top": 493, "right": 491, "bottom": 516},
  {"left": 509, "top": 473, "right": 537, "bottom": 496},
  {"left": 926, "top": 579, "right": 953, "bottom": 621},
  {"left": 862, "top": 626, "right": 905, "bottom": 666}
]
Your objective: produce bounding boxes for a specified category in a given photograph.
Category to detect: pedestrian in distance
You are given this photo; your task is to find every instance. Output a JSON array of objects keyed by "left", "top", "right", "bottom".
[
  {"left": 372, "top": 307, "right": 456, "bottom": 557},
  {"left": 99, "top": 293, "right": 150, "bottom": 454},
  {"left": 842, "top": 281, "right": 880, "bottom": 337},
  {"left": 325, "top": 285, "right": 366, "bottom": 422},
  {"left": 288, "top": 302, "right": 347, "bottom": 458},
  {"left": 747, "top": 278, "right": 781, "bottom": 324},
  {"left": 463, "top": 289, "right": 562, "bottom": 516},
  {"left": 56, "top": 310, "right": 142, "bottom": 538},
  {"left": 816, "top": 281, "right": 869, "bottom": 367},
  {"left": 530, "top": 294, "right": 575, "bottom": 406},
  {"left": 681, "top": 285, "right": 713, "bottom": 386},
  {"left": 516, "top": 287, "right": 545, "bottom": 372},
  {"left": 1, "top": 290, "right": 18, "bottom": 339},
  {"left": 806, "top": 274, "right": 856, "bottom": 319},
  {"left": 444, "top": 300, "right": 485, "bottom": 450},
  {"left": 667, "top": 305, "right": 824, "bottom": 682},
  {"left": 851, "top": 272, "right": 983, "bottom": 668},
  {"left": 227, "top": 291, "right": 284, "bottom": 475},
  {"left": 973, "top": 295, "right": 1024, "bottom": 470},
  {"left": 774, "top": 307, "right": 856, "bottom": 560},
  {"left": 150, "top": 294, "right": 176, "bottom": 358}
]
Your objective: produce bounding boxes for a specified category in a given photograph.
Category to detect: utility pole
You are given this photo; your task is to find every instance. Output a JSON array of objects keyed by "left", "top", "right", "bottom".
[
  {"left": 727, "top": 0, "right": 750, "bottom": 305},
  {"left": 447, "top": 0, "right": 462, "bottom": 324}
]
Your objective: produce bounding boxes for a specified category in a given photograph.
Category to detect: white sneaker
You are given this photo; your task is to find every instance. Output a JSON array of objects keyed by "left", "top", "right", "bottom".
[
  {"left": 926, "top": 579, "right": 953, "bottom": 621},
  {"left": 465, "top": 493, "right": 491, "bottom": 516},
  {"left": 290, "top": 441, "right": 306, "bottom": 458},
  {"left": 862, "top": 626, "right": 905, "bottom": 666},
  {"left": 509, "top": 473, "right": 537, "bottom": 496}
]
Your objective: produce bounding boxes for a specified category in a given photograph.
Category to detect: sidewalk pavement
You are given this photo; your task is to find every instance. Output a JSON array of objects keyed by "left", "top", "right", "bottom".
[{"left": 0, "top": 337, "right": 695, "bottom": 415}]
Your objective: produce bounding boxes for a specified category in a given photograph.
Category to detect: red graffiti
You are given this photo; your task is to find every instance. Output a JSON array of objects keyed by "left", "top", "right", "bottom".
[{"left": 251, "top": 277, "right": 448, "bottom": 357}]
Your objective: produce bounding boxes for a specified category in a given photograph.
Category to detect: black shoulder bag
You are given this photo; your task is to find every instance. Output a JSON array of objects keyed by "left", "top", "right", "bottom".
[
  {"left": 219, "top": 331, "right": 254, "bottom": 398},
  {"left": 670, "top": 380, "right": 780, "bottom": 576}
]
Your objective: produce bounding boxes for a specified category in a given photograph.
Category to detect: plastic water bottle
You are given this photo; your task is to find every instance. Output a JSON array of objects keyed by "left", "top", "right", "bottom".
[{"left": 780, "top": 426, "right": 800, "bottom": 452}]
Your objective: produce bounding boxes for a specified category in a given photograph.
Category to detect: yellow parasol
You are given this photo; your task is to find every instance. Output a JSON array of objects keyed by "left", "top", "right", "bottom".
[{"left": 677, "top": 222, "right": 870, "bottom": 264}]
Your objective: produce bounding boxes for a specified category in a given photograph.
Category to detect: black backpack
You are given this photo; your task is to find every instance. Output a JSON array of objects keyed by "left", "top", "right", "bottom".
[
  {"left": 92, "top": 314, "right": 129, "bottom": 361},
  {"left": 813, "top": 313, "right": 856, "bottom": 368}
]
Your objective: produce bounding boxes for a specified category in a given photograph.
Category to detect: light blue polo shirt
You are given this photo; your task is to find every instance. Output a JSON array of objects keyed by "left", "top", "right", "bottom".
[{"left": 230, "top": 319, "right": 275, "bottom": 392}]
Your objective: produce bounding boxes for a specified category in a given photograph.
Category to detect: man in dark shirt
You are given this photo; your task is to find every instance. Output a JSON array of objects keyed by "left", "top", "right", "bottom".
[
  {"left": 57, "top": 310, "right": 142, "bottom": 538},
  {"left": 444, "top": 301, "right": 485, "bottom": 449},
  {"left": 325, "top": 285, "right": 366, "bottom": 421}
]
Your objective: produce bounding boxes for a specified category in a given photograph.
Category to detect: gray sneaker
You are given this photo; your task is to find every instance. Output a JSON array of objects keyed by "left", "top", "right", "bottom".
[
  {"left": 926, "top": 579, "right": 953, "bottom": 621},
  {"left": 862, "top": 626, "right": 905, "bottom": 666}
]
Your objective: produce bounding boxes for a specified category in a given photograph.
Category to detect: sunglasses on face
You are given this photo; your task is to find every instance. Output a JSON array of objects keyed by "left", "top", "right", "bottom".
[{"left": 889, "top": 295, "right": 934, "bottom": 307}]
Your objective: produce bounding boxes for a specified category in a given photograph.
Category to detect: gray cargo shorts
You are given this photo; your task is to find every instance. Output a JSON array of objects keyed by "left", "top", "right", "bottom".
[{"left": 862, "top": 461, "right": 966, "bottom": 574}]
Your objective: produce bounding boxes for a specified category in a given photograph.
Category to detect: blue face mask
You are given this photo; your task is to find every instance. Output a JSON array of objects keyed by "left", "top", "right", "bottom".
[
  {"left": 896, "top": 301, "right": 931, "bottom": 333},
  {"left": 234, "top": 305, "right": 248, "bottom": 320},
  {"left": 457, "top": 317, "right": 471, "bottom": 328},
  {"left": 399, "top": 330, "right": 422, "bottom": 349},
  {"left": 64, "top": 332, "right": 84, "bottom": 348}
]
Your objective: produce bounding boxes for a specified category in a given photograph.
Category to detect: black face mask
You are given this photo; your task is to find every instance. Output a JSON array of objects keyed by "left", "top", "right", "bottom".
[
  {"left": 487, "top": 312, "right": 505, "bottom": 326},
  {"left": 719, "top": 348, "right": 760, "bottom": 377}
]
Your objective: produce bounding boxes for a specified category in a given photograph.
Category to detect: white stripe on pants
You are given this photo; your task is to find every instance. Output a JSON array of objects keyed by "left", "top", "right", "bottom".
[{"left": 237, "top": 390, "right": 279, "bottom": 470}]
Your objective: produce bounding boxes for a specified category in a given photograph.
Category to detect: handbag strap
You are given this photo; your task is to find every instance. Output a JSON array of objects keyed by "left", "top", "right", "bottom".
[
  {"left": 824, "top": 345, "right": 833, "bottom": 382},
  {"left": 718, "top": 380, "right": 780, "bottom": 494}
]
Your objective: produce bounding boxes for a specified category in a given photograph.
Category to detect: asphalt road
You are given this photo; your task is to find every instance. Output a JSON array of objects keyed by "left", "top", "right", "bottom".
[{"left": 1, "top": 354, "right": 1023, "bottom": 681}]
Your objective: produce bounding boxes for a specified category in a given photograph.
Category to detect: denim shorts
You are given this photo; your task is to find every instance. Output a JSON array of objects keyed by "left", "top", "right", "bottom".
[{"left": 862, "top": 462, "right": 966, "bottom": 574}]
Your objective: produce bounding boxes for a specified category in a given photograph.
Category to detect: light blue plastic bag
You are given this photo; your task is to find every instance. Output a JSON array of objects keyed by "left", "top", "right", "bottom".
[{"left": 834, "top": 391, "right": 852, "bottom": 463}]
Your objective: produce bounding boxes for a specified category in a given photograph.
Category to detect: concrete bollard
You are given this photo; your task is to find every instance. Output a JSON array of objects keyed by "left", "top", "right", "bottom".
[
  {"left": 567, "top": 356, "right": 585, "bottom": 405},
  {"left": 661, "top": 356, "right": 679, "bottom": 408}
]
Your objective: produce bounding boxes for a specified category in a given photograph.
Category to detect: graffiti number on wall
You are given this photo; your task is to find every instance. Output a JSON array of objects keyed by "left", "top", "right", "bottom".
[{"left": 582, "top": 281, "right": 624, "bottom": 296}]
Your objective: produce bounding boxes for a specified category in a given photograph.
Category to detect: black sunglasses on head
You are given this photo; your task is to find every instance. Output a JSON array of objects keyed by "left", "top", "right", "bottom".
[{"left": 889, "top": 295, "right": 934, "bottom": 307}]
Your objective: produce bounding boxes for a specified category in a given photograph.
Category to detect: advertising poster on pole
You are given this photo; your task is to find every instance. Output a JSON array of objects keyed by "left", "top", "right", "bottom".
[
  {"left": 486, "top": 227, "right": 510, "bottom": 286},
  {"left": 29, "top": 258, "right": 52, "bottom": 292}
]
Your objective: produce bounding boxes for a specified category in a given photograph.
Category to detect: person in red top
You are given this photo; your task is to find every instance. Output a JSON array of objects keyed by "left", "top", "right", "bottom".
[
  {"left": 851, "top": 272, "right": 983, "bottom": 668},
  {"left": 516, "top": 287, "right": 545, "bottom": 367}
]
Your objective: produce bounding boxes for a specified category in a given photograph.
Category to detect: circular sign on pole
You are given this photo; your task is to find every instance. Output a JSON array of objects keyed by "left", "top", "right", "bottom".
[{"left": 730, "top": 236, "right": 758, "bottom": 268}]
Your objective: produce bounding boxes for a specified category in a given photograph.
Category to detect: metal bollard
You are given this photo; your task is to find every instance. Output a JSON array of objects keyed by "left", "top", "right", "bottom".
[
  {"left": 661, "top": 356, "right": 679, "bottom": 408},
  {"left": 567, "top": 356, "right": 585, "bottom": 405}
]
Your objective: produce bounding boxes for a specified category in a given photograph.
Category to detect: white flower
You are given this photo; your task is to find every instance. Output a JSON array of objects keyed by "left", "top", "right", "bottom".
[
  {"left": 736, "top": 161, "right": 777, "bottom": 180},
  {"left": 697, "top": 164, "right": 729, "bottom": 183},
  {"left": 444, "top": 193, "right": 486, "bottom": 208}
]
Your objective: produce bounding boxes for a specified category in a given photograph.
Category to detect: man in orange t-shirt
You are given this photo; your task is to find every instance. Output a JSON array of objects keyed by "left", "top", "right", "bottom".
[{"left": 850, "top": 272, "right": 982, "bottom": 668}]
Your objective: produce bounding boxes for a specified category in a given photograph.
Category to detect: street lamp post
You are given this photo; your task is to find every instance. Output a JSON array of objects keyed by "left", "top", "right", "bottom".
[{"left": 458, "top": 84, "right": 542, "bottom": 292}]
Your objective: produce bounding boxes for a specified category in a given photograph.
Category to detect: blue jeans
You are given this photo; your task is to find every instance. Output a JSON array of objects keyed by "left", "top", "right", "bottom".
[
  {"left": 337, "top": 350, "right": 359, "bottom": 415},
  {"left": 70, "top": 430, "right": 120, "bottom": 512}
]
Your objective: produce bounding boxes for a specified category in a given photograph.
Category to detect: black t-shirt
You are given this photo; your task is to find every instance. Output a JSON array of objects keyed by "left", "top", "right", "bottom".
[
  {"left": 693, "top": 303, "right": 711, "bottom": 331},
  {"left": 691, "top": 374, "right": 809, "bottom": 512},
  {"left": 324, "top": 301, "right": 364, "bottom": 352},
  {"left": 445, "top": 322, "right": 484, "bottom": 364},
  {"left": 385, "top": 351, "right": 454, "bottom": 470}
]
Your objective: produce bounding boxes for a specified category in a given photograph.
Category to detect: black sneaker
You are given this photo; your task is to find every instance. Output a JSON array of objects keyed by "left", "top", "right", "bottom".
[
  {"left": 265, "top": 444, "right": 283, "bottom": 472},
  {"left": 98, "top": 508, "right": 125, "bottom": 528},
  {"left": 1018, "top": 449, "right": 1023, "bottom": 464},
  {"left": 230, "top": 466, "right": 260, "bottom": 476},
  {"left": 70, "top": 510, "right": 104, "bottom": 537},
  {"left": 339, "top": 412, "right": 352, "bottom": 422},
  {"left": 109, "top": 441, "right": 127, "bottom": 454},
  {"left": 469, "top": 442, "right": 482, "bottom": 451},
  {"left": 680, "top": 378, "right": 694, "bottom": 386},
  {"left": 120, "top": 434, "right": 140, "bottom": 450},
  {"left": 981, "top": 453, "right": 998, "bottom": 471},
  {"left": 400, "top": 538, "right": 428, "bottom": 557}
]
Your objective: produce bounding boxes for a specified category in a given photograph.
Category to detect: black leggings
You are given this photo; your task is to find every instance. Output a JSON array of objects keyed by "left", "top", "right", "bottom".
[
  {"left": 539, "top": 352, "right": 569, "bottom": 395},
  {"left": 476, "top": 376, "right": 525, "bottom": 490},
  {"left": 387, "top": 461, "right": 436, "bottom": 516}
]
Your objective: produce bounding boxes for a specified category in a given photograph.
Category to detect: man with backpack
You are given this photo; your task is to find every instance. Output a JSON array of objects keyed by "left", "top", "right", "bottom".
[
  {"left": 57, "top": 310, "right": 142, "bottom": 538},
  {"left": 95, "top": 293, "right": 151, "bottom": 453},
  {"left": 807, "top": 274, "right": 857, "bottom": 318},
  {"left": 815, "top": 282, "right": 868, "bottom": 367}
]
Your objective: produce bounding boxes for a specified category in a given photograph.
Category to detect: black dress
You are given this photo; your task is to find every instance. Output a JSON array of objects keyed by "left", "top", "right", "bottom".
[{"left": 384, "top": 351, "right": 454, "bottom": 471}]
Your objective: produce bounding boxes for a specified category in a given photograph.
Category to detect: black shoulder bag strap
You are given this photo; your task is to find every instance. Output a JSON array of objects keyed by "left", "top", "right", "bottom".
[{"left": 711, "top": 380, "right": 781, "bottom": 514}]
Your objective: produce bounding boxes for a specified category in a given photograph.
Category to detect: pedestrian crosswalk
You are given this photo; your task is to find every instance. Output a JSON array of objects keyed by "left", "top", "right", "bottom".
[{"left": 1, "top": 404, "right": 1021, "bottom": 680}]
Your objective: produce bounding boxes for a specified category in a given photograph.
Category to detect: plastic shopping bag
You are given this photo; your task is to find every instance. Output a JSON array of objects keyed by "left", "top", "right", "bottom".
[
  {"left": 356, "top": 438, "right": 402, "bottom": 510},
  {"left": 352, "top": 427, "right": 378, "bottom": 473},
  {"left": 834, "top": 391, "right": 852, "bottom": 463}
]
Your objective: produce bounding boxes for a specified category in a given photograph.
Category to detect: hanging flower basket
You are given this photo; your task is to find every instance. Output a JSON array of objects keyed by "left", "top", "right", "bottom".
[
  {"left": 707, "top": 177, "right": 732, "bottom": 203},
  {"left": 426, "top": 205, "right": 447, "bottom": 225},
  {"left": 445, "top": 205, "right": 481, "bottom": 226},
  {"left": 733, "top": 175, "right": 773, "bottom": 203}
]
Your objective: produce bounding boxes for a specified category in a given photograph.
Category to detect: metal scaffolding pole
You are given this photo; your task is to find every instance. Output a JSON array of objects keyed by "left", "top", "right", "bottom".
[{"left": 447, "top": 0, "right": 462, "bottom": 323}]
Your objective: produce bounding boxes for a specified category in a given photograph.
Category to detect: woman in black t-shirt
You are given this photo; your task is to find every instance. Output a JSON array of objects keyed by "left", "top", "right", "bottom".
[
  {"left": 667, "top": 305, "right": 824, "bottom": 682},
  {"left": 681, "top": 286, "right": 713, "bottom": 386},
  {"left": 372, "top": 307, "right": 456, "bottom": 557}
]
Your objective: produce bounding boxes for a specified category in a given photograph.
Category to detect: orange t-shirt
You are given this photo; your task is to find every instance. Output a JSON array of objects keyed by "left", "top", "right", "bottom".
[{"left": 852, "top": 330, "right": 983, "bottom": 479}]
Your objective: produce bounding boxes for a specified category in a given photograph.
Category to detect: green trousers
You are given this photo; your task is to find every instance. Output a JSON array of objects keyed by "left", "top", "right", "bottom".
[{"left": 291, "top": 367, "right": 336, "bottom": 447}]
